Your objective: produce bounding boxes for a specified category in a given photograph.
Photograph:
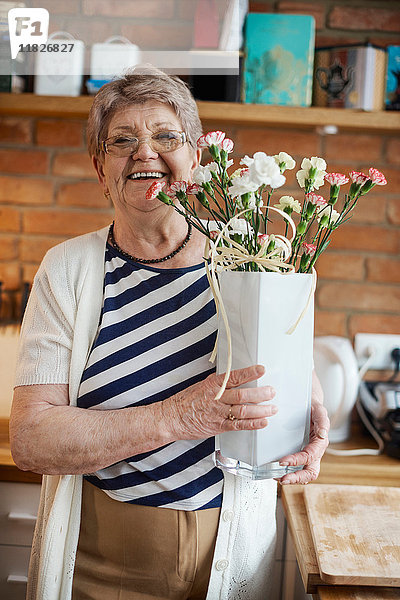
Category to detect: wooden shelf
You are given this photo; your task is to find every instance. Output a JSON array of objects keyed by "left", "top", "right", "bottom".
[
  {"left": 197, "top": 101, "right": 400, "bottom": 132},
  {"left": 0, "top": 93, "right": 93, "bottom": 119},
  {"left": 1, "top": 93, "right": 399, "bottom": 132}
]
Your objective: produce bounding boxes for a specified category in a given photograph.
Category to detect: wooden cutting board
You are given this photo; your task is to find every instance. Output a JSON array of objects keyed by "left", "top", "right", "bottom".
[{"left": 304, "top": 484, "right": 400, "bottom": 587}]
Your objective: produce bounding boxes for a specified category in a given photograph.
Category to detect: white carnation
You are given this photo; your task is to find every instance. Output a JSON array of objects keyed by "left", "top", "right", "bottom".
[
  {"left": 274, "top": 195, "right": 301, "bottom": 214},
  {"left": 296, "top": 170, "right": 307, "bottom": 188},
  {"left": 317, "top": 206, "right": 340, "bottom": 226},
  {"left": 273, "top": 152, "right": 296, "bottom": 171},
  {"left": 228, "top": 172, "right": 259, "bottom": 198},
  {"left": 249, "top": 152, "right": 286, "bottom": 189},
  {"left": 229, "top": 217, "right": 251, "bottom": 237},
  {"left": 240, "top": 155, "right": 253, "bottom": 167},
  {"left": 296, "top": 157, "right": 327, "bottom": 190},
  {"left": 192, "top": 162, "right": 218, "bottom": 185}
]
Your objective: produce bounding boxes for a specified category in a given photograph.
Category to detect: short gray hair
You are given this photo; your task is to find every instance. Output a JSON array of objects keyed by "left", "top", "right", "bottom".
[{"left": 86, "top": 65, "right": 203, "bottom": 160}]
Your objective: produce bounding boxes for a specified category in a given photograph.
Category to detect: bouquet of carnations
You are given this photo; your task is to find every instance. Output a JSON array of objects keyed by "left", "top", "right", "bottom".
[
  {"left": 147, "top": 130, "right": 387, "bottom": 275},
  {"left": 146, "top": 131, "right": 388, "bottom": 479}
]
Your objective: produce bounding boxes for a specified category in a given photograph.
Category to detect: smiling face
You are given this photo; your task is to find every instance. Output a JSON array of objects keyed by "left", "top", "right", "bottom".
[{"left": 93, "top": 100, "right": 201, "bottom": 215}]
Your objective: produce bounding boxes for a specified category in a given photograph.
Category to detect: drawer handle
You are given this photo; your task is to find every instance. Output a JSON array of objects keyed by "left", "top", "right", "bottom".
[
  {"left": 7, "top": 511, "right": 37, "bottom": 523},
  {"left": 7, "top": 574, "right": 28, "bottom": 584}
]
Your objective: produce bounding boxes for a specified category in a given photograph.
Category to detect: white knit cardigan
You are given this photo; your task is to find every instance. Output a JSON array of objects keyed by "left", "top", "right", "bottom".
[{"left": 15, "top": 226, "right": 278, "bottom": 600}]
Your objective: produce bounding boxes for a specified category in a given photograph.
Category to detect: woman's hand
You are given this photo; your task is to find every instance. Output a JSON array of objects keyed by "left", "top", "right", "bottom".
[
  {"left": 161, "top": 365, "right": 277, "bottom": 441},
  {"left": 276, "top": 370, "right": 330, "bottom": 485}
]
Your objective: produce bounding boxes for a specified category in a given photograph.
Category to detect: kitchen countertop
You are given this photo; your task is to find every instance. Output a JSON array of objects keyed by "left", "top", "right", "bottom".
[
  {"left": 281, "top": 422, "right": 400, "bottom": 600},
  {"left": 309, "top": 425, "right": 400, "bottom": 488},
  {"left": 0, "top": 418, "right": 41, "bottom": 483}
]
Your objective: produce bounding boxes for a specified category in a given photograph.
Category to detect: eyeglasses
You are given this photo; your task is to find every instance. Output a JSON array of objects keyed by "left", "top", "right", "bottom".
[{"left": 101, "top": 130, "right": 187, "bottom": 157}]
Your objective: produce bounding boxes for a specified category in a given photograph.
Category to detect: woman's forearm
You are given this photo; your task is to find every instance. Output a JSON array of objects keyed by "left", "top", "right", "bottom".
[
  {"left": 10, "top": 366, "right": 274, "bottom": 476},
  {"left": 10, "top": 386, "right": 173, "bottom": 476}
]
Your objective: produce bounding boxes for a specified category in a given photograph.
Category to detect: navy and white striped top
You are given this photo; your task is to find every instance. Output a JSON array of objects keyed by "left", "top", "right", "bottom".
[{"left": 76, "top": 243, "right": 223, "bottom": 510}]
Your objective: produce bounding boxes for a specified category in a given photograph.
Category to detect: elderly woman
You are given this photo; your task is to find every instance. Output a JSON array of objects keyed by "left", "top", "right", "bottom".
[{"left": 10, "top": 66, "right": 329, "bottom": 600}]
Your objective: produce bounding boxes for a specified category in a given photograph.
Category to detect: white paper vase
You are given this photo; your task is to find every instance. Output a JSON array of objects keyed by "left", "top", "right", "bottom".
[{"left": 215, "top": 270, "right": 314, "bottom": 479}]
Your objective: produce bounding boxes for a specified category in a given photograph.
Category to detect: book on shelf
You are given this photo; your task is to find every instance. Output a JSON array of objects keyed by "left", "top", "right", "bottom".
[
  {"left": 243, "top": 13, "right": 315, "bottom": 107},
  {"left": 313, "top": 44, "right": 387, "bottom": 111},
  {"left": 385, "top": 45, "right": 400, "bottom": 111}
]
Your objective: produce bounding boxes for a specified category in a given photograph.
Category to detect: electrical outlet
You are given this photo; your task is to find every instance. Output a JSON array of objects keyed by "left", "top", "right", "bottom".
[{"left": 354, "top": 333, "right": 400, "bottom": 370}]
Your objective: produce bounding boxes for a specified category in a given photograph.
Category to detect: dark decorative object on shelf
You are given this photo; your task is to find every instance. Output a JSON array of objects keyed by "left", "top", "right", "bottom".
[
  {"left": 313, "top": 44, "right": 386, "bottom": 110},
  {"left": 316, "top": 60, "right": 353, "bottom": 102}
]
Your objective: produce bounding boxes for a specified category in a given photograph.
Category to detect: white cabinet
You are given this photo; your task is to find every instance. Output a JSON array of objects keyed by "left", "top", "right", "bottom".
[
  {"left": 0, "top": 482, "right": 41, "bottom": 600},
  {"left": 0, "top": 546, "right": 32, "bottom": 600}
]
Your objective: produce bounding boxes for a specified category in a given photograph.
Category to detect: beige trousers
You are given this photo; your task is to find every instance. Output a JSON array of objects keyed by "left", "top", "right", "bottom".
[{"left": 72, "top": 480, "right": 221, "bottom": 600}]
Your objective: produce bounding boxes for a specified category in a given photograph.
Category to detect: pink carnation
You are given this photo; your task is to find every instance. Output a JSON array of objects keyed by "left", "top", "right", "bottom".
[
  {"left": 145, "top": 181, "right": 166, "bottom": 200},
  {"left": 205, "top": 131, "right": 225, "bottom": 147},
  {"left": 197, "top": 134, "right": 208, "bottom": 148},
  {"left": 197, "top": 130, "right": 226, "bottom": 148},
  {"left": 187, "top": 183, "right": 201, "bottom": 195},
  {"left": 306, "top": 192, "right": 327, "bottom": 208},
  {"left": 368, "top": 168, "right": 387, "bottom": 185},
  {"left": 221, "top": 137, "right": 234, "bottom": 153},
  {"left": 325, "top": 172, "right": 349, "bottom": 185},
  {"left": 349, "top": 171, "right": 368, "bottom": 185},
  {"left": 169, "top": 181, "right": 188, "bottom": 196},
  {"left": 301, "top": 243, "right": 317, "bottom": 257},
  {"left": 257, "top": 233, "right": 269, "bottom": 246}
]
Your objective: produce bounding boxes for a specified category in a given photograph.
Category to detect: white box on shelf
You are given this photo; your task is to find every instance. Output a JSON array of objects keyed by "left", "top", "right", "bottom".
[{"left": 34, "top": 31, "right": 84, "bottom": 96}]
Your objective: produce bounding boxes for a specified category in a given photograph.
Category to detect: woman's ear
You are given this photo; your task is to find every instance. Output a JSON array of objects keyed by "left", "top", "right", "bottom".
[
  {"left": 92, "top": 156, "right": 108, "bottom": 193},
  {"left": 192, "top": 148, "right": 202, "bottom": 171}
]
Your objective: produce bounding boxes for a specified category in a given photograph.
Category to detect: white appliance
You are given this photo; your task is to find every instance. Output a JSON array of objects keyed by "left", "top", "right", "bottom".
[
  {"left": 313, "top": 336, "right": 360, "bottom": 443},
  {"left": 90, "top": 36, "right": 141, "bottom": 80}
]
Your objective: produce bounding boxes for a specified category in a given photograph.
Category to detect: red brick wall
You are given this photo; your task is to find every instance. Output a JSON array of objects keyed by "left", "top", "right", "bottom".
[
  {"left": 0, "top": 0, "right": 399, "bottom": 339},
  {"left": 250, "top": 0, "right": 400, "bottom": 47}
]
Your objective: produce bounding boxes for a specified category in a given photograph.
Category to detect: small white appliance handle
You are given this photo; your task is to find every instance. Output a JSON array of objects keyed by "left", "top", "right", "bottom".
[{"left": 322, "top": 338, "right": 360, "bottom": 429}]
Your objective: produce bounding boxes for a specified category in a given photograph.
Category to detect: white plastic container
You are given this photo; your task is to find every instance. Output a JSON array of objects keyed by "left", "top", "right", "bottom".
[
  {"left": 215, "top": 271, "right": 314, "bottom": 479},
  {"left": 34, "top": 31, "right": 84, "bottom": 96},
  {"left": 90, "top": 36, "right": 141, "bottom": 80}
]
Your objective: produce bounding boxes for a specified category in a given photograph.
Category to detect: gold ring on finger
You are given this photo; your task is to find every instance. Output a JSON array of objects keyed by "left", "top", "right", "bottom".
[{"left": 228, "top": 406, "right": 236, "bottom": 421}]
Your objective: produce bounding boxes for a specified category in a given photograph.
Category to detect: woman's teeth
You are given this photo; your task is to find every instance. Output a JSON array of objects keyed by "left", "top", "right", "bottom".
[{"left": 128, "top": 172, "right": 165, "bottom": 180}]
